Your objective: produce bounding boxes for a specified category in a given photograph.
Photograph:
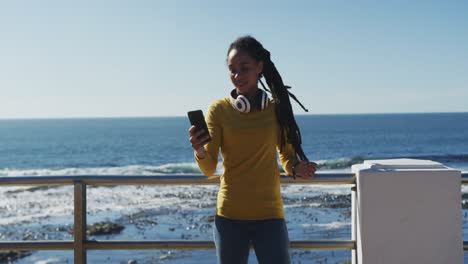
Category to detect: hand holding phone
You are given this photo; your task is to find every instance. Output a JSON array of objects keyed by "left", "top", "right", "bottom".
[{"left": 188, "top": 110, "right": 211, "bottom": 144}]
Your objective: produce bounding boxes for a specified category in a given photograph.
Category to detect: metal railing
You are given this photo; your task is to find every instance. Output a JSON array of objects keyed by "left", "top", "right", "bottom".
[{"left": 0, "top": 172, "right": 467, "bottom": 264}]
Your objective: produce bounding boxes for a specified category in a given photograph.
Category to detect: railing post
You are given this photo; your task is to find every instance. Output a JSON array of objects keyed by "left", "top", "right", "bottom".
[
  {"left": 351, "top": 185, "right": 358, "bottom": 264},
  {"left": 74, "top": 180, "right": 87, "bottom": 264}
]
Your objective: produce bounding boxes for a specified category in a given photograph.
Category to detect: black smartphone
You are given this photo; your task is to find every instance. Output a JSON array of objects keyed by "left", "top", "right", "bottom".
[{"left": 187, "top": 110, "right": 211, "bottom": 143}]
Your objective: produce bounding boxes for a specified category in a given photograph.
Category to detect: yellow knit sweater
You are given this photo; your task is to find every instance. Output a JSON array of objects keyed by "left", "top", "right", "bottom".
[{"left": 195, "top": 97, "right": 298, "bottom": 220}]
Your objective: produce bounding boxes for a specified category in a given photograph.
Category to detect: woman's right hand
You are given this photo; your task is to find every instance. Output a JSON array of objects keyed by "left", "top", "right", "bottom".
[{"left": 189, "top": 125, "right": 209, "bottom": 158}]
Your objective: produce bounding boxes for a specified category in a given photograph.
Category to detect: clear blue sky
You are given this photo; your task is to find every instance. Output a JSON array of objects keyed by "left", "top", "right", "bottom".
[{"left": 1, "top": 1, "right": 467, "bottom": 118}]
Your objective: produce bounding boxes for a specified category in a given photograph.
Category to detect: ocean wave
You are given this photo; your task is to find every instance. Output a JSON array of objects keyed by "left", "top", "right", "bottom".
[
  {"left": 300, "top": 221, "right": 351, "bottom": 230},
  {"left": 1, "top": 154, "right": 467, "bottom": 177},
  {"left": 406, "top": 154, "right": 468, "bottom": 163},
  {"left": 316, "top": 157, "right": 365, "bottom": 170},
  {"left": 315, "top": 154, "right": 468, "bottom": 170},
  {"left": 0, "top": 163, "right": 206, "bottom": 177}
]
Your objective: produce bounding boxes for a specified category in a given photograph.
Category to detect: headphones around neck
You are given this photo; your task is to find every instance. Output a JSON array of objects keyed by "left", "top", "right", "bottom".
[{"left": 229, "top": 89, "right": 269, "bottom": 113}]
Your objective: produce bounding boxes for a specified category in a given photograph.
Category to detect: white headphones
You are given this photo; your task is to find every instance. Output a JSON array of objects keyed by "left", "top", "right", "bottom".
[{"left": 229, "top": 89, "right": 269, "bottom": 113}]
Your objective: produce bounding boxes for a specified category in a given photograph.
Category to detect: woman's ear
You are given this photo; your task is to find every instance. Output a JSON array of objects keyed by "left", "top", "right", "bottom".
[{"left": 257, "top": 61, "right": 264, "bottom": 76}]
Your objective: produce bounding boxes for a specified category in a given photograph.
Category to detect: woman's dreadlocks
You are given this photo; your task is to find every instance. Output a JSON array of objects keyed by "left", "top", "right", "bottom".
[{"left": 227, "top": 35, "right": 309, "bottom": 162}]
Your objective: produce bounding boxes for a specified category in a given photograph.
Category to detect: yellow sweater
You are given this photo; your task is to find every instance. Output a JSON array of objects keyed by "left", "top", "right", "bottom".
[{"left": 195, "top": 97, "right": 298, "bottom": 220}]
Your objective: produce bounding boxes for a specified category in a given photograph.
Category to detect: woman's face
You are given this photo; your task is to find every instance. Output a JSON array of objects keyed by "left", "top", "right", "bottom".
[{"left": 227, "top": 49, "right": 263, "bottom": 95}]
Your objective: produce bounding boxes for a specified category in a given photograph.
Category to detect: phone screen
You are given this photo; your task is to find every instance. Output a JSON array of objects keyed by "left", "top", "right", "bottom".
[{"left": 187, "top": 110, "right": 211, "bottom": 142}]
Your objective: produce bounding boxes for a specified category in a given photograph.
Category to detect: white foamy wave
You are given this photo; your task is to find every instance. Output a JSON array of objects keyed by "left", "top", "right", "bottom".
[
  {"left": 301, "top": 221, "right": 351, "bottom": 230},
  {"left": 462, "top": 185, "right": 468, "bottom": 193},
  {"left": 0, "top": 185, "right": 74, "bottom": 225},
  {"left": 34, "top": 258, "right": 68, "bottom": 264},
  {"left": 282, "top": 184, "right": 352, "bottom": 196},
  {"left": 0, "top": 184, "right": 218, "bottom": 226},
  {"left": 0, "top": 163, "right": 224, "bottom": 177}
]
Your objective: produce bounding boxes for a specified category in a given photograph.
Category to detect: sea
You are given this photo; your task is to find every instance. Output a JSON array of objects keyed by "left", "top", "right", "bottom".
[{"left": 1, "top": 113, "right": 468, "bottom": 263}]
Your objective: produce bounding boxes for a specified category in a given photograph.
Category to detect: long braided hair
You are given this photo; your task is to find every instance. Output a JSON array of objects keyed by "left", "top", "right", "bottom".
[{"left": 227, "top": 35, "right": 309, "bottom": 162}]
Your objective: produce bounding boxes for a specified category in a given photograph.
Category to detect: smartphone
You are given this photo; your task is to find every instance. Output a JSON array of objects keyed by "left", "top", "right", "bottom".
[{"left": 187, "top": 110, "right": 211, "bottom": 143}]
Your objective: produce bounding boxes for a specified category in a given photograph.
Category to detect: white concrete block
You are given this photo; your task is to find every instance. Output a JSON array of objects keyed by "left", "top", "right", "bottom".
[{"left": 351, "top": 159, "right": 462, "bottom": 264}]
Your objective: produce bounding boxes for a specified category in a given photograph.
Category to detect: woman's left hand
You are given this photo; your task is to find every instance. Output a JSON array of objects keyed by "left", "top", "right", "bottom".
[{"left": 294, "top": 161, "right": 317, "bottom": 179}]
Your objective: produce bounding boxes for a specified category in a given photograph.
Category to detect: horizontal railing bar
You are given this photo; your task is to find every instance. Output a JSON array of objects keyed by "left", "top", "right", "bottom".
[
  {"left": 5, "top": 240, "right": 468, "bottom": 251},
  {"left": 86, "top": 240, "right": 357, "bottom": 250},
  {"left": 281, "top": 173, "right": 355, "bottom": 185},
  {"left": 290, "top": 240, "right": 356, "bottom": 250},
  {"left": 0, "top": 240, "right": 356, "bottom": 251},
  {"left": 86, "top": 240, "right": 215, "bottom": 250},
  {"left": 0, "top": 241, "right": 74, "bottom": 250},
  {"left": 1, "top": 172, "right": 466, "bottom": 186},
  {"left": 461, "top": 172, "right": 468, "bottom": 184},
  {"left": 0, "top": 173, "right": 356, "bottom": 186}
]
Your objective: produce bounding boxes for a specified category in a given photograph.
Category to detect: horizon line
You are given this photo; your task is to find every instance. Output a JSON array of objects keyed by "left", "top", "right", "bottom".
[{"left": 1, "top": 111, "right": 468, "bottom": 121}]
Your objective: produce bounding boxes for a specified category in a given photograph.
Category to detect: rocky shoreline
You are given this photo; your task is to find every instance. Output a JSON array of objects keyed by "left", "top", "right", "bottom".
[
  {"left": 6, "top": 183, "right": 463, "bottom": 263},
  {"left": 0, "top": 191, "right": 352, "bottom": 263},
  {"left": 0, "top": 251, "right": 31, "bottom": 263}
]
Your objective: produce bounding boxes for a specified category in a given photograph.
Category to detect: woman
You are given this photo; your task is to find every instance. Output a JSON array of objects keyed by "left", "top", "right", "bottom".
[{"left": 189, "top": 35, "right": 317, "bottom": 264}]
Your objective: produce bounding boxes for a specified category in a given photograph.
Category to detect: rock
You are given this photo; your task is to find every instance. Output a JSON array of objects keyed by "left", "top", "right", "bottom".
[
  {"left": 6, "top": 185, "right": 55, "bottom": 194},
  {"left": 86, "top": 221, "right": 125, "bottom": 236},
  {"left": 159, "top": 253, "right": 174, "bottom": 260},
  {"left": 128, "top": 260, "right": 138, "bottom": 264},
  {"left": 462, "top": 200, "right": 468, "bottom": 209},
  {"left": 55, "top": 226, "right": 66, "bottom": 232},
  {"left": 0, "top": 251, "right": 32, "bottom": 262},
  {"left": 202, "top": 215, "right": 216, "bottom": 222}
]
